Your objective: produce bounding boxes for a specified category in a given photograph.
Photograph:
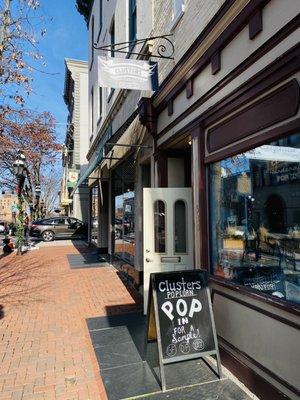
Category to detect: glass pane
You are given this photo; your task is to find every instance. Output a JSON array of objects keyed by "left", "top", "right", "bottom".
[
  {"left": 114, "top": 193, "right": 124, "bottom": 258},
  {"left": 209, "top": 132, "right": 300, "bottom": 305},
  {"left": 112, "top": 159, "right": 135, "bottom": 265},
  {"left": 154, "top": 200, "right": 166, "bottom": 253},
  {"left": 175, "top": 200, "right": 187, "bottom": 253},
  {"left": 91, "top": 186, "right": 98, "bottom": 242}
]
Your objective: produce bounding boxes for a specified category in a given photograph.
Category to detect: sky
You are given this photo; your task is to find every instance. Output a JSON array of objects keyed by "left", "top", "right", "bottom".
[{"left": 26, "top": 0, "right": 88, "bottom": 143}]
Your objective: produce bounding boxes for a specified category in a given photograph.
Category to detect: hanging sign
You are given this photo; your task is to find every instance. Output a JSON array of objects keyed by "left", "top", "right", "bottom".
[
  {"left": 98, "top": 56, "right": 159, "bottom": 91},
  {"left": 145, "top": 270, "right": 222, "bottom": 391},
  {"left": 67, "top": 169, "right": 79, "bottom": 188}
]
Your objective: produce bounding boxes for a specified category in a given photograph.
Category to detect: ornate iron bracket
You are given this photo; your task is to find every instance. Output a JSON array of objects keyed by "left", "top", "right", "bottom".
[{"left": 93, "top": 34, "right": 174, "bottom": 60}]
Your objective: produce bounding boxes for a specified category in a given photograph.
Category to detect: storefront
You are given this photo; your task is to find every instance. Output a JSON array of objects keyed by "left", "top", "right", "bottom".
[
  {"left": 168, "top": 78, "right": 299, "bottom": 400},
  {"left": 138, "top": 1, "right": 299, "bottom": 396}
]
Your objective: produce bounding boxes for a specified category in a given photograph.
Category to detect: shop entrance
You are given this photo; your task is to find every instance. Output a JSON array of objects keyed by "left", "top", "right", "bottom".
[{"left": 143, "top": 188, "right": 194, "bottom": 312}]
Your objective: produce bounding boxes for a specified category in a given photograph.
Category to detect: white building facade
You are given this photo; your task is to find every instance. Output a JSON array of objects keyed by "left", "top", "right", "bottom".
[{"left": 61, "top": 58, "right": 89, "bottom": 222}]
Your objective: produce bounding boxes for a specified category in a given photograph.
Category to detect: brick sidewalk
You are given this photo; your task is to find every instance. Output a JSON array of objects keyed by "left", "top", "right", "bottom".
[{"left": 0, "top": 245, "right": 141, "bottom": 400}]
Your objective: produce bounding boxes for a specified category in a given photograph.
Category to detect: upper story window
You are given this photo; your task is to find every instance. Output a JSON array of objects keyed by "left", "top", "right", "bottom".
[
  {"left": 90, "top": 86, "right": 94, "bottom": 134},
  {"left": 110, "top": 17, "right": 115, "bottom": 57},
  {"left": 90, "top": 15, "right": 95, "bottom": 68},
  {"left": 129, "top": 0, "right": 137, "bottom": 43},
  {"left": 97, "top": 0, "right": 103, "bottom": 41},
  {"left": 98, "top": 86, "right": 102, "bottom": 122},
  {"left": 171, "top": 0, "right": 185, "bottom": 31}
]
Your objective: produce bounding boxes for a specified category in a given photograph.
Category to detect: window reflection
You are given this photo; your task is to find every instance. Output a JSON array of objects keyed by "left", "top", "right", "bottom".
[
  {"left": 113, "top": 159, "right": 135, "bottom": 264},
  {"left": 210, "top": 133, "right": 300, "bottom": 304},
  {"left": 174, "top": 200, "right": 187, "bottom": 253},
  {"left": 91, "top": 185, "right": 98, "bottom": 243},
  {"left": 154, "top": 200, "right": 166, "bottom": 253}
]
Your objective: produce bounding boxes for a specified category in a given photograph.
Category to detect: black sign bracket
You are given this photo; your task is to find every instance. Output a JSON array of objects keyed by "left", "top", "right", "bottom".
[{"left": 93, "top": 34, "right": 174, "bottom": 60}]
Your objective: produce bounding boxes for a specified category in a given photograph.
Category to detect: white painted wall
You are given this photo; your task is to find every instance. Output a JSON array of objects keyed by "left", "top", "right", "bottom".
[{"left": 79, "top": 72, "right": 89, "bottom": 170}]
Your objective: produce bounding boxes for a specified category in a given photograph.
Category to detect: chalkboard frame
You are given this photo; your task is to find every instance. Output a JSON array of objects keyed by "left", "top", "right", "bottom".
[{"left": 144, "top": 270, "right": 223, "bottom": 392}]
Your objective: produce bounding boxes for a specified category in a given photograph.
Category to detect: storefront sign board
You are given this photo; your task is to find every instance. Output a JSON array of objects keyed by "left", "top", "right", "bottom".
[
  {"left": 98, "top": 56, "right": 159, "bottom": 91},
  {"left": 145, "top": 270, "right": 222, "bottom": 391}
]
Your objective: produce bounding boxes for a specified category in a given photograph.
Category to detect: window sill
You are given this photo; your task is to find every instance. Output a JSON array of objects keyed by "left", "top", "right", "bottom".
[
  {"left": 209, "top": 275, "right": 300, "bottom": 316},
  {"left": 170, "top": 9, "right": 185, "bottom": 32}
]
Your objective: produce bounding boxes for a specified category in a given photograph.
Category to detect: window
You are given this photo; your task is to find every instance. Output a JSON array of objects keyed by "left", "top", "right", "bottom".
[
  {"left": 171, "top": 0, "right": 185, "bottom": 30},
  {"left": 91, "top": 86, "right": 94, "bottom": 134},
  {"left": 97, "top": 0, "right": 103, "bottom": 41},
  {"left": 174, "top": 200, "right": 187, "bottom": 253},
  {"left": 129, "top": 0, "right": 137, "bottom": 42},
  {"left": 113, "top": 157, "right": 135, "bottom": 264},
  {"left": 209, "top": 132, "right": 300, "bottom": 305},
  {"left": 90, "top": 15, "right": 95, "bottom": 68},
  {"left": 110, "top": 17, "right": 115, "bottom": 57},
  {"left": 154, "top": 200, "right": 166, "bottom": 253},
  {"left": 98, "top": 86, "right": 102, "bottom": 121},
  {"left": 91, "top": 185, "right": 99, "bottom": 243}
]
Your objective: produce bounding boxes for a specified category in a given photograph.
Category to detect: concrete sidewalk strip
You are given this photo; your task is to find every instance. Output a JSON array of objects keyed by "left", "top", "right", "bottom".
[
  {"left": 67, "top": 253, "right": 110, "bottom": 269},
  {"left": 86, "top": 313, "right": 257, "bottom": 400}
]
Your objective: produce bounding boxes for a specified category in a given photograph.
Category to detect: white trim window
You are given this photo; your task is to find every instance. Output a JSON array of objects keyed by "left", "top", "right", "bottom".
[{"left": 171, "top": 0, "right": 185, "bottom": 30}]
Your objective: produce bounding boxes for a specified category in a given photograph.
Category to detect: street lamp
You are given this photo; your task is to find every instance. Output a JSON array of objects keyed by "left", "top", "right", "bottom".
[
  {"left": 13, "top": 152, "right": 26, "bottom": 179},
  {"left": 13, "top": 150, "right": 27, "bottom": 255},
  {"left": 40, "top": 200, "right": 45, "bottom": 218},
  {"left": 34, "top": 184, "right": 41, "bottom": 219}
]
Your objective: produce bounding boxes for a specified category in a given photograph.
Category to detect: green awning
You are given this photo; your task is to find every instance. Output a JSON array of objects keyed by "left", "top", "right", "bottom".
[{"left": 71, "top": 150, "right": 103, "bottom": 194}]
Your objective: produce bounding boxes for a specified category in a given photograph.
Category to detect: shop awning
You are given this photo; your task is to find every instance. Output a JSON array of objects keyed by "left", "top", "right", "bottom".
[
  {"left": 71, "top": 113, "right": 150, "bottom": 194},
  {"left": 102, "top": 115, "right": 148, "bottom": 170},
  {"left": 71, "top": 150, "right": 104, "bottom": 194}
]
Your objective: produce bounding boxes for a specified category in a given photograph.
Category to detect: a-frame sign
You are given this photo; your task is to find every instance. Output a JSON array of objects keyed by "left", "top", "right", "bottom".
[{"left": 144, "top": 270, "right": 222, "bottom": 391}]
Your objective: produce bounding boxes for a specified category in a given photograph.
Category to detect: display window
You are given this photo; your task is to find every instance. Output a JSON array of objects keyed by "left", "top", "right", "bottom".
[
  {"left": 112, "top": 157, "right": 135, "bottom": 264},
  {"left": 91, "top": 185, "right": 99, "bottom": 243},
  {"left": 209, "top": 133, "right": 300, "bottom": 304}
]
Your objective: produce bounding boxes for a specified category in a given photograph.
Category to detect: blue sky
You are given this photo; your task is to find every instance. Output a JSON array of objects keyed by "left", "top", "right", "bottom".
[{"left": 27, "top": 0, "right": 88, "bottom": 142}]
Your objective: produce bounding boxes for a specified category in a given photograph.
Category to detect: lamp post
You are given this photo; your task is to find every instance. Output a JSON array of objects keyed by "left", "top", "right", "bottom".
[
  {"left": 13, "top": 150, "right": 27, "bottom": 255},
  {"left": 40, "top": 200, "right": 45, "bottom": 218},
  {"left": 35, "top": 184, "right": 41, "bottom": 219}
]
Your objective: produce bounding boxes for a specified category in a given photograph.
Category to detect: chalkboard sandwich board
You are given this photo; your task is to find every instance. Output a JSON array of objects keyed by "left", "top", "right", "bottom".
[{"left": 145, "top": 270, "right": 222, "bottom": 391}]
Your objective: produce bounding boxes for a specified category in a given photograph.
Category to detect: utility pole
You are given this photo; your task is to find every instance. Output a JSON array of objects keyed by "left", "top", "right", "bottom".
[{"left": 0, "top": 0, "right": 11, "bottom": 59}]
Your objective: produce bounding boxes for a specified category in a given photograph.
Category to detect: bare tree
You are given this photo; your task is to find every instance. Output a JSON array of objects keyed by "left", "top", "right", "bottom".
[
  {"left": 0, "top": 0, "right": 48, "bottom": 109},
  {"left": 0, "top": 109, "right": 61, "bottom": 216},
  {"left": 40, "top": 173, "right": 61, "bottom": 215}
]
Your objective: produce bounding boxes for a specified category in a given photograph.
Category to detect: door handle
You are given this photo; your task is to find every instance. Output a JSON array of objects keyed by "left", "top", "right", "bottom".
[{"left": 145, "top": 258, "right": 153, "bottom": 262}]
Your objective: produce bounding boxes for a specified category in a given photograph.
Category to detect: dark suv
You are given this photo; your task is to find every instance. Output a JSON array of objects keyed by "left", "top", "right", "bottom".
[{"left": 30, "top": 217, "right": 87, "bottom": 242}]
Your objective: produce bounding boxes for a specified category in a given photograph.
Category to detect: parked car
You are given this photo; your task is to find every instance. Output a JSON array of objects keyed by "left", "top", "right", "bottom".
[{"left": 30, "top": 217, "right": 87, "bottom": 242}]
